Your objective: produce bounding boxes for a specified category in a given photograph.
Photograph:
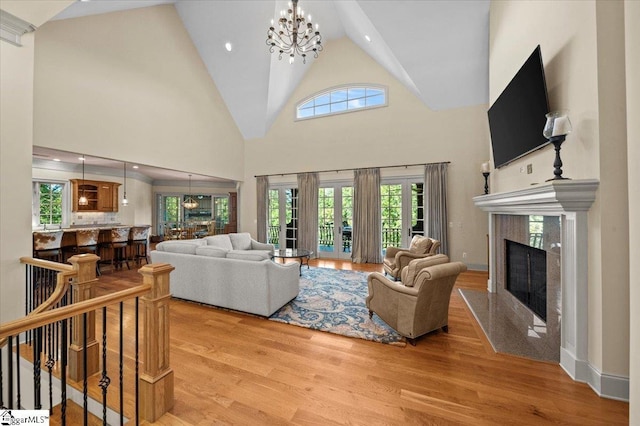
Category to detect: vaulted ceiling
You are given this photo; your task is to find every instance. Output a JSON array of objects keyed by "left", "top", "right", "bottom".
[{"left": 53, "top": 0, "right": 490, "bottom": 141}]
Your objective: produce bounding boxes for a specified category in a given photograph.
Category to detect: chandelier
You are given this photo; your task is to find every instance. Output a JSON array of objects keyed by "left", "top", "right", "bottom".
[
  {"left": 182, "top": 174, "right": 199, "bottom": 210},
  {"left": 266, "top": 0, "right": 322, "bottom": 64}
]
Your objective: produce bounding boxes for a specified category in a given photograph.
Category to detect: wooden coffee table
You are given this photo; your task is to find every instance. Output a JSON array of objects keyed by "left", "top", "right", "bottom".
[{"left": 271, "top": 248, "right": 313, "bottom": 276}]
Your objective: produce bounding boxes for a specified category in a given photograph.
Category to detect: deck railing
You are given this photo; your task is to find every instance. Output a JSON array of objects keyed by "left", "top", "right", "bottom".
[{"left": 0, "top": 255, "right": 175, "bottom": 425}]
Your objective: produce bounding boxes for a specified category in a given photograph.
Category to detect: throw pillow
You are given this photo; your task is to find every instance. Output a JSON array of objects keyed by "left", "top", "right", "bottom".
[
  {"left": 195, "top": 246, "right": 228, "bottom": 258},
  {"left": 409, "top": 236, "right": 433, "bottom": 254},
  {"left": 204, "top": 235, "right": 233, "bottom": 251},
  {"left": 227, "top": 250, "right": 270, "bottom": 261},
  {"left": 229, "top": 233, "right": 252, "bottom": 250},
  {"left": 157, "top": 241, "right": 200, "bottom": 255}
]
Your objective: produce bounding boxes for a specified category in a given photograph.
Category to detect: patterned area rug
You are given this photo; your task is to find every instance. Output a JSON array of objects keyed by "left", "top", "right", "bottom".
[{"left": 269, "top": 267, "right": 406, "bottom": 346}]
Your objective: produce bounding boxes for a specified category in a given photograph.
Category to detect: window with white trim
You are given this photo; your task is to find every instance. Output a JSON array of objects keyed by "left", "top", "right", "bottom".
[
  {"left": 296, "top": 85, "right": 387, "bottom": 120},
  {"left": 33, "top": 181, "right": 67, "bottom": 227}
]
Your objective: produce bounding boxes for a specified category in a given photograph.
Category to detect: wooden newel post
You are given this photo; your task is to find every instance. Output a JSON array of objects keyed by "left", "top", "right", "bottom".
[
  {"left": 67, "top": 254, "right": 101, "bottom": 381},
  {"left": 138, "top": 263, "right": 175, "bottom": 422}
]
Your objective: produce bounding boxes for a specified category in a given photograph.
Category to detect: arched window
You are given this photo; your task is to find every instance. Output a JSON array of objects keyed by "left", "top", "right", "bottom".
[{"left": 296, "top": 85, "right": 387, "bottom": 120}]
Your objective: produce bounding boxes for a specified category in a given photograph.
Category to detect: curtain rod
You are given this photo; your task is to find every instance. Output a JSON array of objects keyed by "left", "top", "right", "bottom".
[{"left": 254, "top": 161, "right": 450, "bottom": 178}]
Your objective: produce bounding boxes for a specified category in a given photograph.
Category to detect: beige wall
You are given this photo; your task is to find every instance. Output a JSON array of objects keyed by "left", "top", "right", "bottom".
[
  {"left": 625, "top": 0, "right": 640, "bottom": 421},
  {"left": 33, "top": 4, "right": 245, "bottom": 182},
  {"left": 489, "top": 0, "right": 629, "bottom": 381},
  {"left": 0, "top": 1, "right": 72, "bottom": 322},
  {"left": 242, "top": 37, "right": 490, "bottom": 267}
]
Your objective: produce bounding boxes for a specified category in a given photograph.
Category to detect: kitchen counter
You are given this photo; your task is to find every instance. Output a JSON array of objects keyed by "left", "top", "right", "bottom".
[{"left": 33, "top": 225, "right": 151, "bottom": 249}]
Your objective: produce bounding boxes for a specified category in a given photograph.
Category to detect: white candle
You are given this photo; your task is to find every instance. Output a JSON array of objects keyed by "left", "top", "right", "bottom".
[
  {"left": 481, "top": 162, "right": 490, "bottom": 173},
  {"left": 552, "top": 116, "right": 571, "bottom": 136}
]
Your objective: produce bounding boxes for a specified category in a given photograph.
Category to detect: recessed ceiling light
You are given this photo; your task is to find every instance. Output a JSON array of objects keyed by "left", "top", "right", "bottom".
[
  {"left": 53, "top": 158, "right": 61, "bottom": 162},
  {"left": 132, "top": 165, "right": 139, "bottom": 169},
  {"left": 364, "top": 35, "right": 371, "bottom": 42},
  {"left": 225, "top": 42, "right": 232, "bottom": 52}
]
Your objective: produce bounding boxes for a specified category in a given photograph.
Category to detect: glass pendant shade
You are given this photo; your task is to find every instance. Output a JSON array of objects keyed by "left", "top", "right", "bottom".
[
  {"left": 122, "top": 162, "right": 128, "bottom": 206},
  {"left": 182, "top": 174, "right": 198, "bottom": 210},
  {"left": 543, "top": 110, "right": 572, "bottom": 139},
  {"left": 79, "top": 156, "right": 88, "bottom": 206}
]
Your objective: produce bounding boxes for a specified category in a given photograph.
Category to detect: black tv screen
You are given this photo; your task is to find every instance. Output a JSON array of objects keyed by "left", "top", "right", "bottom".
[{"left": 488, "top": 45, "right": 550, "bottom": 168}]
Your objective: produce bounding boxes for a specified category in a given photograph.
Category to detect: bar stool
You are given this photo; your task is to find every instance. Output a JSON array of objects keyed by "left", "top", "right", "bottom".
[
  {"left": 33, "top": 230, "right": 64, "bottom": 263},
  {"left": 100, "top": 227, "right": 131, "bottom": 273},
  {"left": 128, "top": 226, "right": 150, "bottom": 266},
  {"left": 71, "top": 229, "right": 101, "bottom": 275}
]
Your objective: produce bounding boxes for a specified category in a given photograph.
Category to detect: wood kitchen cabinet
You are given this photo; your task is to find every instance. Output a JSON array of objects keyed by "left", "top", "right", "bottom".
[{"left": 71, "top": 179, "right": 120, "bottom": 212}]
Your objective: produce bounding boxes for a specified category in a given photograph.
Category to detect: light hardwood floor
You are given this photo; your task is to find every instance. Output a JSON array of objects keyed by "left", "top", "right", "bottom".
[{"left": 88, "top": 259, "right": 628, "bottom": 425}]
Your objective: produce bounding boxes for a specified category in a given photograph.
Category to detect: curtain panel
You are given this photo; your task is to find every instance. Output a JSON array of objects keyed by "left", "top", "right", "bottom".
[
  {"left": 256, "top": 176, "right": 268, "bottom": 243},
  {"left": 352, "top": 168, "right": 382, "bottom": 263},
  {"left": 297, "top": 172, "right": 319, "bottom": 255},
  {"left": 424, "top": 163, "right": 449, "bottom": 255}
]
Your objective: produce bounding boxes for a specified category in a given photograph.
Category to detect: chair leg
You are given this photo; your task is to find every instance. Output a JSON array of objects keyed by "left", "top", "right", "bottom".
[
  {"left": 368, "top": 310, "right": 373, "bottom": 319},
  {"left": 442, "top": 325, "right": 449, "bottom": 333},
  {"left": 408, "top": 338, "right": 417, "bottom": 346}
]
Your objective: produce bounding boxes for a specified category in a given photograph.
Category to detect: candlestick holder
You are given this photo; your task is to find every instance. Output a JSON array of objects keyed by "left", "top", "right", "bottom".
[{"left": 482, "top": 172, "right": 490, "bottom": 194}]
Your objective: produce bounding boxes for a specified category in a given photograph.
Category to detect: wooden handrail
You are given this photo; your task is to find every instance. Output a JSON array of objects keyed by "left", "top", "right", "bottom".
[
  {"left": 0, "top": 283, "right": 151, "bottom": 339},
  {"left": 20, "top": 256, "right": 74, "bottom": 272}
]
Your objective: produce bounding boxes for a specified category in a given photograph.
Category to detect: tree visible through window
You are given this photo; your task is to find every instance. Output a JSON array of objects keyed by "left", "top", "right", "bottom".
[
  {"left": 296, "top": 85, "right": 387, "bottom": 120},
  {"left": 38, "top": 183, "right": 63, "bottom": 225}
]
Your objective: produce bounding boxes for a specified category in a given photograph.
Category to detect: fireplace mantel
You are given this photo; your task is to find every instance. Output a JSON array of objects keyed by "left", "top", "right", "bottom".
[
  {"left": 473, "top": 179, "right": 599, "bottom": 214},
  {"left": 472, "top": 179, "right": 604, "bottom": 392}
]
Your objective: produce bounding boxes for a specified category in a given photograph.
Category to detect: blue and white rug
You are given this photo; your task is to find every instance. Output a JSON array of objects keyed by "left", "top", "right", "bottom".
[{"left": 269, "top": 267, "right": 406, "bottom": 346}]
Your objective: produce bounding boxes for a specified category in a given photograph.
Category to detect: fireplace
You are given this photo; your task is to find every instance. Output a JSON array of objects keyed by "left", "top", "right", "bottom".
[{"left": 506, "top": 239, "right": 547, "bottom": 322}]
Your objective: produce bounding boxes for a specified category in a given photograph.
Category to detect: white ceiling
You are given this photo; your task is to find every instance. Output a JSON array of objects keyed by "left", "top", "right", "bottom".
[{"left": 52, "top": 0, "right": 490, "bottom": 141}]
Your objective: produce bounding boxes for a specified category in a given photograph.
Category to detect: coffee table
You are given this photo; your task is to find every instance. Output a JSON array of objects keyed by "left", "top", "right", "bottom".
[{"left": 271, "top": 248, "right": 313, "bottom": 276}]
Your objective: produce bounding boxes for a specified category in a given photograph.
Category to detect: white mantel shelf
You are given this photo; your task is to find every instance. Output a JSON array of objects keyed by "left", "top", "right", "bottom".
[{"left": 472, "top": 179, "right": 599, "bottom": 213}]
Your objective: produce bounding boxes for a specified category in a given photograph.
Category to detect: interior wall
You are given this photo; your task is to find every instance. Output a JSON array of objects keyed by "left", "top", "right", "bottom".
[
  {"left": 625, "top": 0, "right": 640, "bottom": 421},
  {"left": 242, "top": 37, "right": 490, "bottom": 267},
  {"left": 489, "top": 0, "right": 630, "bottom": 385},
  {"left": 32, "top": 4, "right": 245, "bottom": 182},
  {"left": 0, "top": 0, "right": 73, "bottom": 323}
]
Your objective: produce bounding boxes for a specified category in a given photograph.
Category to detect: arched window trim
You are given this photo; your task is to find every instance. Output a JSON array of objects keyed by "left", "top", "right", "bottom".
[{"left": 295, "top": 84, "right": 388, "bottom": 121}]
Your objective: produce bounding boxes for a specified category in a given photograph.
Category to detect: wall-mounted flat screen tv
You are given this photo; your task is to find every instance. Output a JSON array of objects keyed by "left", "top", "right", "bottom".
[{"left": 488, "top": 45, "right": 550, "bottom": 169}]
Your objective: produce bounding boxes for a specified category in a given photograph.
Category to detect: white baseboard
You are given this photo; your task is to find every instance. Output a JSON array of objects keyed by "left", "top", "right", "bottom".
[{"left": 560, "top": 348, "right": 629, "bottom": 401}]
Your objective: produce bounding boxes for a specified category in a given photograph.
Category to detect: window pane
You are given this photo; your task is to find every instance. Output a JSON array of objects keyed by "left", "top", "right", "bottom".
[
  {"left": 347, "top": 88, "right": 366, "bottom": 100},
  {"left": 300, "top": 100, "right": 313, "bottom": 109},
  {"left": 366, "top": 94, "right": 385, "bottom": 106},
  {"left": 314, "top": 93, "right": 330, "bottom": 106},
  {"left": 366, "top": 88, "right": 384, "bottom": 97},
  {"left": 297, "top": 107, "right": 314, "bottom": 119},
  {"left": 330, "top": 90, "right": 347, "bottom": 102},
  {"left": 331, "top": 101, "right": 347, "bottom": 113},
  {"left": 348, "top": 98, "right": 366, "bottom": 110},
  {"left": 315, "top": 104, "right": 330, "bottom": 115}
]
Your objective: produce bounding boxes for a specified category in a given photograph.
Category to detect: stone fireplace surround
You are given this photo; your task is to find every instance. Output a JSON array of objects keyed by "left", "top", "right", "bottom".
[{"left": 473, "top": 179, "right": 627, "bottom": 399}]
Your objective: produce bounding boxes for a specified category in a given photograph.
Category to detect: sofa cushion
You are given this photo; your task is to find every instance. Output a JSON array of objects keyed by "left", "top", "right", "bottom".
[
  {"left": 156, "top": 241, "right": 202, "bottom": 255},
  {"left": 226, "top": 250, "right": 271, "bottom": 261},
  {"left": 401, "top": 254, "right": 449, "bottom": 287},
  {"left": 229, "top": 233, "right": 252, "bottom": 250},
  {"left": 204, "top": 235, "right": 233, "bottom": 251},
  {"left": 195, "top": 246, "right": 228, "bottom": 258},
  {"left": 409, "top": 235, "right": 433, "bottom": 254}
]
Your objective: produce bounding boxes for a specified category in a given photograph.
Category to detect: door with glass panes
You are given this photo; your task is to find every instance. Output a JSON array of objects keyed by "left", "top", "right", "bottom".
[
  {"left": 268, "top": 187, "right": 298, "bottom": 249},
  {"left": 380, "top": 180, "right": 425, "bottom": 254},
  {"left": 318, "top": 185, "right": 353, "bottom": 259}
]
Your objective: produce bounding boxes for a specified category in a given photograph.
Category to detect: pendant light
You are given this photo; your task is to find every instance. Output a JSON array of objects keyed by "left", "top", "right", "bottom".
[
  {"left": 182, "top": 174, "right": 198, "bottom": 209},
  {"left": 122, "top": 162, "right": 129, "bottom": 206},
  {"left": 78, "top": 155, "right": 88, "bottom": 206}
]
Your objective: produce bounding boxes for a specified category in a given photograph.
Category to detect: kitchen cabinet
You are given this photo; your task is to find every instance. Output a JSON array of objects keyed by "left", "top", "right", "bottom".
[{"left": 71, "top": 179, "right": 120, "bottom": 212}]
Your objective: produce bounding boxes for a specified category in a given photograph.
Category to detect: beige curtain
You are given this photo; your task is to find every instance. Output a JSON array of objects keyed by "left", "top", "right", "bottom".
[
  {"left": 297, "top": 172, "right": 318, "bottom": 255},
  {"left": 424, "top": 163, "right": 449, "bottom": 255},
  {"left": 352, "top": 168, "right": 382, "bottom": 263},
  {"left": 256, "top": 176, "right": 268, "bottom": 243}
]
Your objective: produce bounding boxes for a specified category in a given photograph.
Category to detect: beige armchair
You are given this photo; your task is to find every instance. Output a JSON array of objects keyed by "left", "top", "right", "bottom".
[
  {"left": 367, "top": 255, "right": 467, "bottom": 345},
  {"left": 383, "top": 235, "right": 440, "bottom": 280}
]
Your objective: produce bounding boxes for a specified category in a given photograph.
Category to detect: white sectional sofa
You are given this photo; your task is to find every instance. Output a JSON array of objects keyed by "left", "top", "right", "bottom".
[{"left": 150, "top": 233, "right": 299, "bottom": 316}]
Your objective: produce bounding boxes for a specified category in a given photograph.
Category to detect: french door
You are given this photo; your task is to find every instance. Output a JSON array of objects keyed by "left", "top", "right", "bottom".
[
  {"left": 380, "top": 179, "right": 425, "bottom": 253},
  {"left": 318, "top": 185, "right": 353, "bottom": 259},
  {"left": 268, "top": 187, "right": 298, "bottom": 249}
]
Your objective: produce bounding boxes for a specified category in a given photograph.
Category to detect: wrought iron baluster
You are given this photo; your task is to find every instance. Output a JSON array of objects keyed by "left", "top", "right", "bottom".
[
  {"left": 0, "top": 347, "right": 3, "bottom": 408},
  {"left": 33, "top": 327, "right": 42, "bottom": 409},
  {"left": 99, "top": 307, "right": 110, "bottom": 425},
  {"left": 8, "top": 336, "right": 13, "bottom": 409},
  {"left": 119, "top": 301, "right": 124, "bottom": 425},
  {"left": 135, "top": 297, "right": 139, "bottom": 426},
  {"left": 61, "top": 316, "right": 68, "bottom": 426},
  {"left": 83, "top": 312, "right": 88, "bottom": 426},
  {"left": 46, "top": 322, "right": 54, "bottom": 413},
  {"left": 16, "top": 334, "right": 21, "bottom": 408}
]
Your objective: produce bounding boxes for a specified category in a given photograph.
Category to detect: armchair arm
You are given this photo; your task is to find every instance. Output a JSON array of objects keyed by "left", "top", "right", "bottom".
[
  {"left": 367, "top": 272, "right": 419, "bottom": 297},
  {"left": 394, "top": 251, "right": 434, "bottom": 272},
  {"left": 384, "top": 246, "right": 403, "bottom": 259}
]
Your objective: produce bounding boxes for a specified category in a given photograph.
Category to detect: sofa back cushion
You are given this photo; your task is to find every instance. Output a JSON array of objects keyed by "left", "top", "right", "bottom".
[
  {"left": 229, "top": 233, "right": 252, "bottom": 250},
  {"left": 227, "top": 250, "right": 270, "bottom": 261},
  {"left": 156, "top": 240, "right": 203, "bottom": 255},
  {"left": 195, "top": 246, "right": 228, "bottom": 258},
  {"left": 204, "top": 235, "right": 233, "bottom": 251}
]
